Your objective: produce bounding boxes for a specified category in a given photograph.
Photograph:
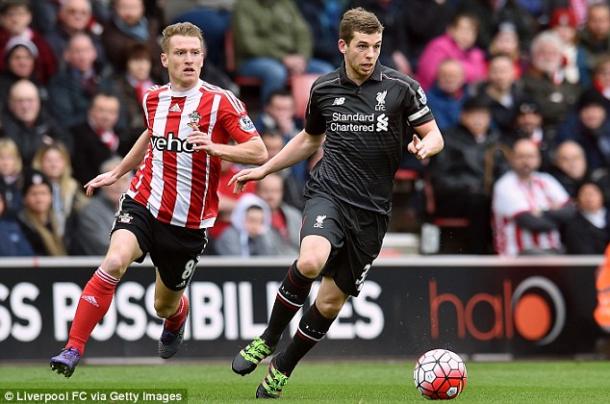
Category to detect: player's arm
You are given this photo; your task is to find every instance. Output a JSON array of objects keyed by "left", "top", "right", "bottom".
[
  {"left": 189, "top": 133, "right": 268, "bottom": 165},
  {"left": 229, "top": 129, "right": 325, "bottom": 192},
  {"left": 84, "top": 129, "right": 149, "bottom": 196},
  {"left": 408, "top": 120, "right": 444, "bottom": 160}
]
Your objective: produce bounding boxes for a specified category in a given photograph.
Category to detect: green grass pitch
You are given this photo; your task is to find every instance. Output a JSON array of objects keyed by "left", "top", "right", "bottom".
[{"left": 2, "top": 361, "right": 610, "bottom": 403}]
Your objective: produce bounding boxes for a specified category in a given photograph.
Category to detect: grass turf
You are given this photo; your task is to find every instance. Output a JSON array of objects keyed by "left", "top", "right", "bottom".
[{"left": 1, "top": 361, "right": 610, "bottom": 403}]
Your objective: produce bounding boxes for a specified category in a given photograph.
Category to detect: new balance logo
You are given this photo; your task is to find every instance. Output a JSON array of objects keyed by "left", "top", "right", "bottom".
[
  {"left": 81, "top": 295, "right": 99, "bottom": 307},
  {"left": 332, "top": 97, "right": 345, "bottom": 106},
  {"left": 170, "top": 103, "right": 182, "bottom": 113},
  {"left": 376, "top": 114, "right": 388, "bottom": 132}
]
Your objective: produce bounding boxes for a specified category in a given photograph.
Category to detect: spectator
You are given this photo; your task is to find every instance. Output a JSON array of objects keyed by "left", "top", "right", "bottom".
[
  {"left": 0, "top": 190, "right": 33, "bottom": 256},
  {"left": 582, "top": 55, "right": 610, "bottom": 115},
  {"left": 48, "top": 32, "right": 112, "bottom": 128},
  {"left": 0, "top": 137, "right": 22, "bottom": 218},
  {"left": 579, "top": 2, "right": 610, "bottom": 71},
  {"left": 522, "top": 31, "right": 581, "bottom": 130},
  {"left": 260, "top": 130, "right": 307, "bottom": 210},
  {"left": 232, "top": 0, "right": 334, "bottom": 102},
  {"left": 556, "top": 90, "right": 610, "bottom": 171},
  {"left": 207, "top": 159, "right": 257, "bottom": 242},
  {"left": 46, "top": 0, "right": 106, "bottom": 70},
  {"left": 73, "top": 156, "right": 131, "bottom": 255},
  {"left": 472, "top": 54, "right": 524, "bottom": 137},
  {"left": 104, "top": 43, "right": 156, "bottom": 138},
  {"left": 456, "top": 0, "right": 537, "bottom": 50},
  {"left": 256, "top": 173, "right": 301, "bottom": 256},
  {"left": 549, "top": 140, "right": 588, "bottom": 198},
  {"left": 297, "top": 0, "right": 346, "bottom": 68},
  {"left": 215, "top": 193, "right": 277, "bottom": 256},
  {"left": 403, "top": 0, "right": 455, "bottom": 66},
  {"left": 416, "top": 12, "right": 486, "bottom": 90},
  {"left": 1, "top": 79, "right": 70, "bottom": 166},
  {"left": 70, "top": 93, "right": 124, "bottom": 186},
  {"left": 0, "top": 37, "right": 48, "bottom": 108},
  {"left": 17, "top": 169, "right": 67, "bottom": 256},
  {"left": 429, "top": 97, "right": 509, "bottom": 254},
  {"left": 170, "top": 0, "right": 235, "bottom": 68},
  {"left": 31, "top": 142, "right": 88, "bottom": 238},
  {"left": 349, "top": 0, "right": 410, "bottom": 74},
  {"left": 255, "top": 89, "right": 302, "bottom": 141},
  {"left": 564, "top": 181, "right": 609, "bottom": 254},
  {"left": 0, "top": 0, "right": 56, "bottom": 83},
  {"left": 550, "top": 7, "right": 589, "bottom": 87},
  {"left": 493, "top": 138, "right": 574, "bottom": 256},
  {"left": 488, "top": 22, "right": 526, "bottom": 78},
  {"left": 102, "top": 0, "right": 164, "bottom": 81},
  {"left": 426, "top": 59, "right": 466, "bottom": 131},
  {"left": 511, "top": 99, "right": 554, "bottom": 168}
]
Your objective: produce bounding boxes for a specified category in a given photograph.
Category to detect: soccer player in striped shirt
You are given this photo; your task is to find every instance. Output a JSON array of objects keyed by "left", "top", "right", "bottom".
[{"left": 50, "top": 22, "right": 267, "bottom": 377}]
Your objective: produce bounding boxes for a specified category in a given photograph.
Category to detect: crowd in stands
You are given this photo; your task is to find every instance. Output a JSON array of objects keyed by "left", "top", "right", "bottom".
[{"left": 0, "top": 0, "right": 609, "bottom": 258}]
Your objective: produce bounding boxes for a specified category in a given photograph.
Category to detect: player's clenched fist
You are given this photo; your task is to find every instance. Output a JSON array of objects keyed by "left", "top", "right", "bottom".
[
  {"left": 408, "top": 135, "right": 429, "bottom": 160},
  {"left": 187, "top": 130, "right": 218, "bottom": 155}
]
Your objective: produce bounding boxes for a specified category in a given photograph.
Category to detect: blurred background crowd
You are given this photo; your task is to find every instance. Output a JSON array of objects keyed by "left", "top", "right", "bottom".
[{"left": 0, "top": 0, "right": 609, "bottom": 258}]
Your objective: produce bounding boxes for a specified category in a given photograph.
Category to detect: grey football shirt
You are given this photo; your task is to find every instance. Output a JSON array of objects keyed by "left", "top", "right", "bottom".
[{"left": 304, "top": 62, "right": 434, "bottom": 214}]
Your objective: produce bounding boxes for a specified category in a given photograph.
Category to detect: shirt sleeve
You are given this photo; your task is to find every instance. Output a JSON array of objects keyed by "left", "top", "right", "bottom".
[
  {"left": 542, "top": 173, "right": 570, "bottom": 205},
  {"left": 404, "top": 80, "right": 434, "bottom": 127},
  {"left": 304, "top": 84, "right": 326, "bottom": 135},
  {"left": 218, "top": 91, "right": 260, "bottom": 143},
  {"left": 492, "top": 176, "right": 530, "bottom": 218}
]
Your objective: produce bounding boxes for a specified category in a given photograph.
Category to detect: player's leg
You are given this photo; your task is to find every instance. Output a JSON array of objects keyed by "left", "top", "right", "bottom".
[
  {"left": 256, "top": 276, "right": 348, "bottom": 398},
  {"left": 233, "top": 197, "right": 343, "bottom": 376},
  {"left": 232, "top": 235, "right": 332, "bottom": 375},
  {"left": 154, "top": 270, "right": 190, "bottom": 359},
  {"left": 50, "top": 230, "right": 142, "bottom": 377},
  {"left": 151, "top": 224, "right": 206, "bottom": 359}
]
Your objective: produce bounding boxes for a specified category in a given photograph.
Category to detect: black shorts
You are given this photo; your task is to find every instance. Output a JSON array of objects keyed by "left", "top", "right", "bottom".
[
  {"left": 300, "top": 195, "right": 389, "bottom": 296},
  {"left": 111, "top": 195, "right": 208, "bottom": 291}
]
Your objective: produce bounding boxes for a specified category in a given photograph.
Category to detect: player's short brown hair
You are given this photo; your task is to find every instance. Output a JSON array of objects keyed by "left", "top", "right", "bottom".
[
  {"left": 339, "top": 7, "right": 383, "bottom": 45},
  {"left": 161, "top": 22, "right": 205, "bottom": 53}
]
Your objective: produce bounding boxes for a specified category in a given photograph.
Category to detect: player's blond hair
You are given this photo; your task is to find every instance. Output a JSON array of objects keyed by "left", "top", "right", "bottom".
[
  {"left": 339, "top": 7, "right": 383, "bottom": 45},
  {"left": 161, "top": 22, "right": 205, "bottom": 53}
]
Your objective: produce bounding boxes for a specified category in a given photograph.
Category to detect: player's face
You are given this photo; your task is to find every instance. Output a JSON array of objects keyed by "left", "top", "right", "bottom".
[
  {"left": 161, "top": 35, "right": 204, "bottom": 91},
  {"left": 340, "top": 31, "right": 382, "bottom": 82}
]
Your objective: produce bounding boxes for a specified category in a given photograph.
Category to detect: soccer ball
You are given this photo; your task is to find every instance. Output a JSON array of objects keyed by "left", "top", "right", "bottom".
[{"left": 413, "top": 349, "right": 467, "bottom": 400}]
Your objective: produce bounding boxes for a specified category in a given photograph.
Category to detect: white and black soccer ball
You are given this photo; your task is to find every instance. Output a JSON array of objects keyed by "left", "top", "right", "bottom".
[{"left": 413, "top": 349, "right": 467, "bottom": 400}]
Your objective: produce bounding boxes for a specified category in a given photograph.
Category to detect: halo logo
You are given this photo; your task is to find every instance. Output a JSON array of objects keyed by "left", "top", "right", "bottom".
[{"left": 429, "top": 276, "right": 566, "bottom": 345}]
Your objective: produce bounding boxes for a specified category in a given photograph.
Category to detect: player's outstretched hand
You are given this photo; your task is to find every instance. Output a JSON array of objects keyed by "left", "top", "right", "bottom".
[
  {"left": 84, "top": 171, "right": 118, "bottom": 197},
  {"left": 407, "top": 135, "right": 428, "bottom": 160},
  {"left": 228, "top": 166, "right": 267, "bottom": 194}
]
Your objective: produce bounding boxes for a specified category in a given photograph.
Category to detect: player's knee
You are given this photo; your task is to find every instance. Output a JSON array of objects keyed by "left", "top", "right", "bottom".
[
  {"left": 296, "top": 256, "right": 325, "bottom": 278},
  {"left": 154, "top": 300, "right": 178, "bottom": 319},
  {"left": 100, "top": 254, "right": 129, "bottom": 279},
  {"left": 316, "top": 298, "right": 343, "bottom": 318}
]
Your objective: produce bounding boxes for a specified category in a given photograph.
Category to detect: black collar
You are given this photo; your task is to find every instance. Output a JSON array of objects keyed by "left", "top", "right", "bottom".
[{"left": 339, "top": 62, "right": 383, "bottom": 85}]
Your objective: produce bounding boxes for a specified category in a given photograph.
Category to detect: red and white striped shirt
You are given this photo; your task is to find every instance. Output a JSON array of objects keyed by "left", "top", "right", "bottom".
[
  {"left": 492, "top": 171, "right": 569, "bottom": 256},
  {"left": 127, "top": 80, "right": 259, "bottom": 229}
]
